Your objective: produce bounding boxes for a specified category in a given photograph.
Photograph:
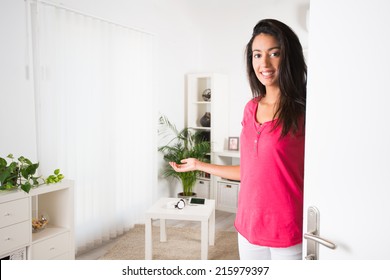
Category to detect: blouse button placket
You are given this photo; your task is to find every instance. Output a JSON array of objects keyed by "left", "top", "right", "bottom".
[{"left": 254, "top": 123, "right": 263, "bottom": 157}]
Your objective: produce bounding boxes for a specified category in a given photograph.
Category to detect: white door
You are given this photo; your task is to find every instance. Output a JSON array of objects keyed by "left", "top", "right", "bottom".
[{"left": 303, "top": 0, "right": 390, "bottom": 259}]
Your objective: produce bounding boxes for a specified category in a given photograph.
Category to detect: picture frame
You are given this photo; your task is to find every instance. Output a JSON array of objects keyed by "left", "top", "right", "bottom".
[{"left": 228, "top": 137, "right": 239, "bottom": 151}]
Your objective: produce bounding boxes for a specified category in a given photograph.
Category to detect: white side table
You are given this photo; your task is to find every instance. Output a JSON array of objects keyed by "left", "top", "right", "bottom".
[{"left": 145, "top": 197, "right": 215, "bottom": 260}]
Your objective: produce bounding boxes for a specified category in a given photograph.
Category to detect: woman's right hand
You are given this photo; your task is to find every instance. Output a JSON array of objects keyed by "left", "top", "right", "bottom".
[
  {"left": 169, "top": 158, "right": 199, "bottom": 172},
  {"left": 170, "top": 158, "right": 241, "bottom": 181}
]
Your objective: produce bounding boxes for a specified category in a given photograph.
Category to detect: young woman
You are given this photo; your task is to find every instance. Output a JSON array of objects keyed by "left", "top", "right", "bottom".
[{"left": 170, "top": 19, "right": 306, "bottom": 260}]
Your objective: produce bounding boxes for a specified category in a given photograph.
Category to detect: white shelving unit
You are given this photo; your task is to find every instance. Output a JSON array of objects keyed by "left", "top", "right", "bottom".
[
  {"left": 186, "top": 73, "right": 241, "bottom": 212},
  {"left": 0, "top": 180, "right": 74, "bottom": 260},
  {"left": 186, "top": 73, "right": 229, "bottom": 202}
]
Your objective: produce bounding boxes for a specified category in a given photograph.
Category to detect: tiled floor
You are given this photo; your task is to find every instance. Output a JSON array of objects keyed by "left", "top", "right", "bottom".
[{"left": 76, "top": 210, "right": 236, "bottom": 260}]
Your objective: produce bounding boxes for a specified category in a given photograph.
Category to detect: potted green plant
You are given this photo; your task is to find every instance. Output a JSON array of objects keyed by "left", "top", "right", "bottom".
[
  {"left": 0, "top": 154, "right": 64, "bottom": 194},
  {"left": 158, "top": 115, "right": 210, "bottom": 198}
]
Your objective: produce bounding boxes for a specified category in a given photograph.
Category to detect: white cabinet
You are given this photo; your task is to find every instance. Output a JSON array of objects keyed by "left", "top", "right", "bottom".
[
  {"left": 0, "top": 180, "right": 74, "bottom": 260},
  {"left": 0, "top": 219, "right": 31, "bottom": 257},
  {"left": 213, "top": 151, "right": 241, "bottom": 213},
  {"left": 216, "top": 181, "right": 240, "bottom": 212},
  {"left": 30, "top": 232, "right": 70, "bottom": 260},
  {"left": 0, "top": 197, "right": 30, "bottom": 228}
]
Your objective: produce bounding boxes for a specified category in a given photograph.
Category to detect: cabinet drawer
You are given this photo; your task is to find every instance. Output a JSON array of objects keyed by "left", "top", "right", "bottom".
[
  {"left": 0, "top": 198, "right": 29, "bottom": 228},
  {"left": 31, "top": 232, "right": 70, "bottom": 259},
  {"left": 217, "top": 181, "right": 239, "bottom": 211},
  {"left": 0, "top": 221, "right": 30, "bottom": 255},
  {"left": 193, "top": 179, "right": 210, "bottom": 199},
  {"left": 51, "top": 252, "right": 72, "bottom": 260}
]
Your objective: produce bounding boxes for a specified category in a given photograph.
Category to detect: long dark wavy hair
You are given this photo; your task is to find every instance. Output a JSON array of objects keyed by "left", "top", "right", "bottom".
[{"left": 246, "top": 19, "right": 307, "bottom": 137}]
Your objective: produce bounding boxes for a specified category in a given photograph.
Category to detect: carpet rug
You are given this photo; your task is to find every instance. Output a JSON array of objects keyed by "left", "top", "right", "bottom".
[{"left": 99, "top": 224, "right": 239, "bottom": 260}]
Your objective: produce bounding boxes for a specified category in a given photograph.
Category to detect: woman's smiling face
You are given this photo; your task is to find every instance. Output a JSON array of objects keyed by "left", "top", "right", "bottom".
[{"left": 251, "top": 33, "right": 281, "bottom": 88}]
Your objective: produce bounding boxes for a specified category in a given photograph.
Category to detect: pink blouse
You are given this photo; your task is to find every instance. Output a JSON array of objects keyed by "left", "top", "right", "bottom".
[{"left": 234, "top": 98, "right": 305, "bottom": 247}]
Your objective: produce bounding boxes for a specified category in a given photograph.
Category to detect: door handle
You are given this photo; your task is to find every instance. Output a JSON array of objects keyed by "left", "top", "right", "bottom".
[
  {"left": 305, "top": 206, "right": 337, "bottom": 260},
  {"left": 304, "top": 232, "right": 336, "bottom": 249}
]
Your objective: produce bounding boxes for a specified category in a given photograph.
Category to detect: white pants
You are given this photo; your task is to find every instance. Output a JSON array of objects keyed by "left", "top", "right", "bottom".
[{"left": 238, "top": 232, "right": 302, "bottom": 260}]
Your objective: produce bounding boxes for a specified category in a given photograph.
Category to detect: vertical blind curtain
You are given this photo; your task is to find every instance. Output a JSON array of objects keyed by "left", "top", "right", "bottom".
[{"left": 30, "top": 1, "right": 157, "bottom": 253}]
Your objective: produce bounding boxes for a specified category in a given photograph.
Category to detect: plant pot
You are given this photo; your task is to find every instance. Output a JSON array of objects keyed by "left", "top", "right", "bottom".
[{"left": 177, "top": 192, "right": 197, "bottom": 202}]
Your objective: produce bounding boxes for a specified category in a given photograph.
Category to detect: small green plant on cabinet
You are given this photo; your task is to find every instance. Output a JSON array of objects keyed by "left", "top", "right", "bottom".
[
  {"left": 0, "top": 154, "right": 64, "bottom": 194},
  {"left": 45, "top": 168, "right": 64, "bottom": 184}
]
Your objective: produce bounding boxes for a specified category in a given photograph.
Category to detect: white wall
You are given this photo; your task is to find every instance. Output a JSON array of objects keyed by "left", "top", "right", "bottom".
[{"left": 0, "top": 0, "right": 309, "bottom": 197}]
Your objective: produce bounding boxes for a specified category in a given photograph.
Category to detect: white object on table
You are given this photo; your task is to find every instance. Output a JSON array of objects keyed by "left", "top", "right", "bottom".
[{"left": 145, "top": 197, "right": 215, "bottom": 260}]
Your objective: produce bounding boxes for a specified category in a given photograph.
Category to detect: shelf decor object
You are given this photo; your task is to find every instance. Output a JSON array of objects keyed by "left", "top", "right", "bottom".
[
  {"left": 32, "top": 215, "right": 49, "bottom": 233},
  {"left": 199, "top": 112, "right": 211, "bottom": 127},
  {"left": 228, "top": 137, "right": 239, "bottom": 151},
  {"left": 202, "top": 88, "right": 211, "bottom": 101}
]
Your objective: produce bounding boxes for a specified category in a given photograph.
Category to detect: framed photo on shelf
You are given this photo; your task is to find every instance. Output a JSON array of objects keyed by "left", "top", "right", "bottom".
[{"left": 228, "top": 137, "right": 239, "bottom": 151}]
